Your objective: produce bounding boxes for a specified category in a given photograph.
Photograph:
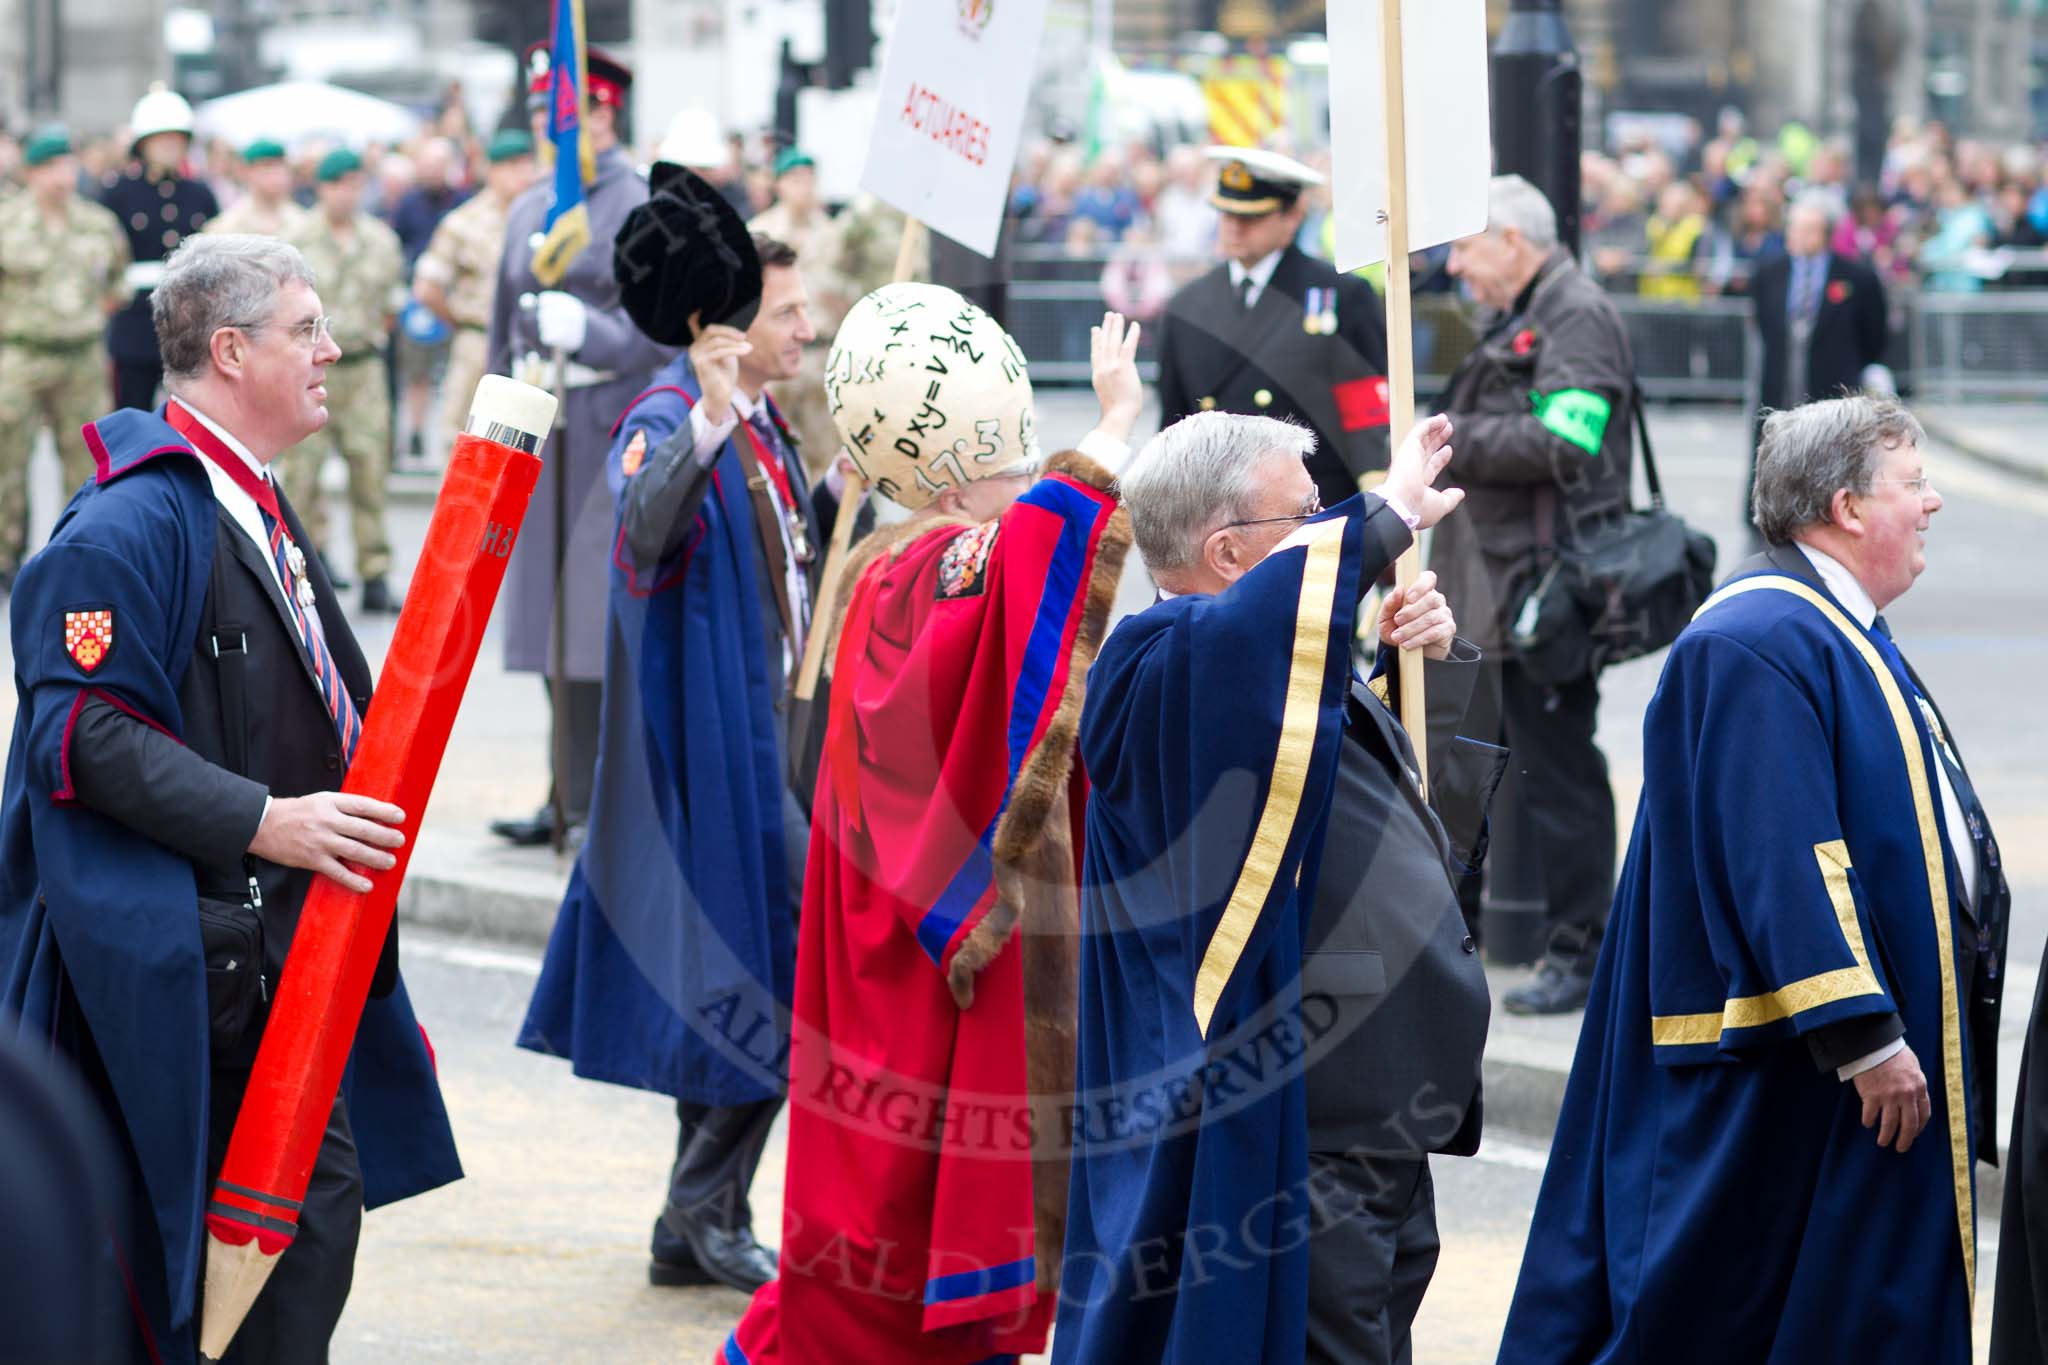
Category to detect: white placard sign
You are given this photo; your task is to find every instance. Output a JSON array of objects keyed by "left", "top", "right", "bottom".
[
  {"left": 1327, "top": 0, "right": 1493, "bottom": 272},
  {"left": 859, "top": 0, "right": 1052, "bottom": 258}
]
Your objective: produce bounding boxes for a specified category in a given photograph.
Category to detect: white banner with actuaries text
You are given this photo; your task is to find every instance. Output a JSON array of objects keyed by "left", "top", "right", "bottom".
[{"left": 860, "top": 0, "right": 1050, "bottom": 258}]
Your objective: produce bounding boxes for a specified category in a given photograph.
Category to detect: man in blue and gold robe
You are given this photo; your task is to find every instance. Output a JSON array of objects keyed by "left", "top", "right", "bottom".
[
  {"left": 1500, "top": 394, "right": 2008, "bottom": 1364},
  {"left": 1056, "top": 411, "right": 1478, "bottom": 1364}
]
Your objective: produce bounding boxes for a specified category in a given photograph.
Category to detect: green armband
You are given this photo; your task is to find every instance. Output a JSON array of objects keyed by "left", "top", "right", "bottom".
[{"left": 1529, "top": 388, "right": 1612, "bottom": 457}]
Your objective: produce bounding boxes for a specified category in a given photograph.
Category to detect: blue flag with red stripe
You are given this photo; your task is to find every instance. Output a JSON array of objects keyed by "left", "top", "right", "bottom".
[{"left": 532, "top": 0, "right": 595, "bottom": 286}]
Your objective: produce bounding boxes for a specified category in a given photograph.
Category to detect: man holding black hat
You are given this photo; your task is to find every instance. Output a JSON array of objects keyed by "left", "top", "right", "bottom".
[
  {"left": 102, "top": 83, "right": 219, "bottom": 410},
  {"left": 1154, "top": 146, "right": 1391, "bottom": 510},
  {"left": 0, "top": 124, "right": 128, "bottom": 588},
  {"left": 207, "top": 139, "right": 307, "bottom": 238},
  {"left": 518, "top": 153, "right": 815, "bottom": 1292},
  {"left": 280, "top": 149, "right": 406, "bottom": 613},
  {"left": 416, "top": 130, "right": 538, "bottom": 470},
  {"left": 486, "top": 43, "right": 675, "bottom": 847}
]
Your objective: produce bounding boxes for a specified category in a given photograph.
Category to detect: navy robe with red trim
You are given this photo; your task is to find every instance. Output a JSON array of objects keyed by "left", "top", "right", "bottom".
[
  {"left": 723, "top": 453, "right": 1129, "bottom": 1365},
  {"left": 0, "top": 408, "right": 458, "bottom": 1363},
  {"left": 1054, "top": 505, "right": 1380, "bottom": 1365},
  {"left": 1497, "top": 570, "right": 1982, "bottom": 1364},
  {"left": 518, "top": 362, "right": 801, "bottom": 1106}
]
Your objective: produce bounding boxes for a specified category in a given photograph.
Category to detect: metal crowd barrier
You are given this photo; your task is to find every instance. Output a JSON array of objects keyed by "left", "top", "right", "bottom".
[
  {"left": 1003, "top": 246, "right": 1762, "bottom": 406},
  {"left": 1908, "top": 290, "right": 2048, "bottom": 402}
]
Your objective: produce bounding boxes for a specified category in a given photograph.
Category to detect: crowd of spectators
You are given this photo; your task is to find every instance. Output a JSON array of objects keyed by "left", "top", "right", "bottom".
[
  {"left": 1584, "top": 109, "right": 2048, "bottom": 298},
  {"left": 995, "top": 109, "right": 2048, "bottom": 306}
]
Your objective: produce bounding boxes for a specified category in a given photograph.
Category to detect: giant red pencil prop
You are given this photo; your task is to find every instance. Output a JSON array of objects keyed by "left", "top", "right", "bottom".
[{"left": 199, "top": 376, "right": 555, "bottom": 1358}]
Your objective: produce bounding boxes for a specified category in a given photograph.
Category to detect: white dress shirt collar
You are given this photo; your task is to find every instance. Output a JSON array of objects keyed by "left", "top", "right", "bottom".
[
  {"left": 1794, "top": 542, "right": 1877, "bottom": 630},
  {"left": 172, "top": 398, "right": 271, "bottom": 486},
  {"left": 1228, "top": 249, "right": 1286, "bottom": 304},
  {"left": 174, "top": 397, "right": 286, "bottom": 597}
]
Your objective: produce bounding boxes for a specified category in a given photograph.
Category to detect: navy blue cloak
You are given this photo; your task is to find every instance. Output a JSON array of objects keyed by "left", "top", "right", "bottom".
[
  {"left": 0, "top": 408, "right": 460, "bottom": 1362},
  {"left": 517, "top": 358, "right": 798, "bottom": 1107},
  {"left": 1498, "top": 569, "right": 1981, "bottom": 1364},
  {"left": 1055, "top": 505, "right": 1380, "bottom": 1364}
]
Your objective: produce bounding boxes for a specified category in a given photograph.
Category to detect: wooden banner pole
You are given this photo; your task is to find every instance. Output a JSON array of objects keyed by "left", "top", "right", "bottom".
[
  {"left": 792, "top": 217, "right": 928, "bottom": 703},
  {"left": 1379, "top": 0, "right": 1429, "bottom": 798}
]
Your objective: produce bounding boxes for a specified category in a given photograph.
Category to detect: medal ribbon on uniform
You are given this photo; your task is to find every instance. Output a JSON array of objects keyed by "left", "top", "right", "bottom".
[{"left": 167, "top": 401, "right": 362, "bottom": 761}]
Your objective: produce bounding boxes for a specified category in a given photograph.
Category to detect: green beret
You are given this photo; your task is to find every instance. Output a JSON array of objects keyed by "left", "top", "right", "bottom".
[
  {"left": 772, "top": 148, "right": 815, "bottom": 178},
  {"left": 316, "top": 148, "right": 363, "bottom": 183},
  {"left": 486, "top": 130, "right": 534, "bottom": 164},
  {"left": 23, "top": 126, "right": 71, "bottom": 168},
  {"left": 243, "top": 138, "right": 287, "bottom": 163}
]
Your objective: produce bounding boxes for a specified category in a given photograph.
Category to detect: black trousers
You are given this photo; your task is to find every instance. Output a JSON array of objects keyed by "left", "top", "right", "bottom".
[
  {"left": 541, "top": 678, "right": 604, "bottom": 824},
  {"left": 651, "top": 777, "right": 807, "bottom": 1258},
  {"left": 113, "top": 358, "right": 163, "bottom": 413},
  {"left": 1461, "top": 658, "right": 1616, "bottom": 943},
  {"left": 1305, "top": 1153, "right": 1440, "bottom": 1365},
  {"left": 206, "top": 1072, "right": 362, "bottom": 1364},
  {"left": 653, "top": 1097, "right": 784, "bottom": 1257}
]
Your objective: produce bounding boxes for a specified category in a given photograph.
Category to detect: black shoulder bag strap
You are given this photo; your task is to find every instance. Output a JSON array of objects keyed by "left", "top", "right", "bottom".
[
  {"left": 1631, "top": 381, "right": 1665, "bottom": 513},
  {"left": 202, "top": 527, "right": 264, "bottom": 913}
]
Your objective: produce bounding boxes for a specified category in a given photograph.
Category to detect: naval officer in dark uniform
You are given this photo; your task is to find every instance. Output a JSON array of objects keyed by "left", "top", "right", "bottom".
[
  {"left": 1155, "top": 147, "right": 1390, "bottom": 509},
  {"left": 102, "top": 84, "right": 218, "bottom": 411}
]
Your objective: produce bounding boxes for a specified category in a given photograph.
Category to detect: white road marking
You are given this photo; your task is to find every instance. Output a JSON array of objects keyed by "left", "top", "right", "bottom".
[
  {"left": 1470, "top": 1137, "right": 1552, "bottom": 1173},
  {"left": 1927, "top": 450, "right": 2048, "bottom": 514},
  {"left": 407, "top": 938, "right": 542, "bottom": 977}
]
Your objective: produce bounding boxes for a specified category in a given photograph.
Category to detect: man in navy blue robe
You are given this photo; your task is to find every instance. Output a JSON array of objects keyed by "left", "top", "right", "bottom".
[
  {"left": 1500, "top": 394, "right": 2007, "bottom": 1363},
  {"left": 1056, "top": 411, "right": 1476, "bottom": 1365},
  {"left": 0, "top": 235, "right": 459, "bottom": 1364},
  {"left": 516, "top": 224, "right": 819, "bottom": 1294}
]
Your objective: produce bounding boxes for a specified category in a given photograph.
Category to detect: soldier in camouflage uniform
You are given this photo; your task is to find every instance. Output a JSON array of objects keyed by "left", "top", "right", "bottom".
[
  {"left": 205, "top": 138, "right": 307, "bottom": 239},
  {"left": 279, "top": 148, "right": 406, "bottom": 612},
  {"left": 0, "top": 126, "right": 130, "bottom": 583},
  {"left": 414, "top": 130, "right": 535, "bottom": 457},
  {"left": 781, "top": 188, "right": 928, "bottom": 475}
]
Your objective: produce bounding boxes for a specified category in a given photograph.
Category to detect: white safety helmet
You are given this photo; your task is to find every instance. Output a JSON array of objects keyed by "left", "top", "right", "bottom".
[
  {"left": 130, "top": 83, "right": 195, "bottom": 146},
  {"left": 656, "top": 108, "right": 725, "bottom": 171},
  {"left": 826, "top": 282, "right": 1039, "bottom": 512}
]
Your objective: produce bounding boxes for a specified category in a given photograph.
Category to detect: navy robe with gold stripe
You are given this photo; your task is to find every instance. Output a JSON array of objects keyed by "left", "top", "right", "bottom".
[
  {"left": 1055, "top": 498, "right": 1408, "bottom": 1365},
  {"left": 1498, "top": 570, "right": 1982, "bottom": 1364}
]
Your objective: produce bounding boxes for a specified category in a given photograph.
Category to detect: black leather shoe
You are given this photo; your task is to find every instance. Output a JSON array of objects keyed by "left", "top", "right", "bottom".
[
  {"left": 678, "top": 1223, "right": 777, "bottom": 1294},
  {"left": 648, "top": 1252, "right": 717, "bottom": 1288},
  {"left": 1503, "top": 956, "right": 1594, "bottom": 1016},
  {"left": 489, "top": 805, "right": 556, "bottom": 847},
  {"left": 361, "top": 577, "right": 402, "bottom": 614}
]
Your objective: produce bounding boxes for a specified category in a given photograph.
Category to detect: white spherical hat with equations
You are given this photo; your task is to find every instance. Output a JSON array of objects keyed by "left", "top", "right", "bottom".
[{"left": 825, "top": 282, "right": 1042, "bottom": 511}]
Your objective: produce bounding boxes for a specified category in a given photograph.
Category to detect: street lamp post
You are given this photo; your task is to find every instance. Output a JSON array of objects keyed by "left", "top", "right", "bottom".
[{"left": 1491, "top": 0, "right": 1583, "bottom": 257}]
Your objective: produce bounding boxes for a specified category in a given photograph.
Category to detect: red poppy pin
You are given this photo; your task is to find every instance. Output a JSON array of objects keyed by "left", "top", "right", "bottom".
[
  {"left": 1512, "top": 328, "right": 1538, "bottom": 356},
  {"left": 64, "top": 609, "right": 114, "bottom": 674},
  {"left": 1827, "top": 280, "right": 1851, "bottom": 305}
]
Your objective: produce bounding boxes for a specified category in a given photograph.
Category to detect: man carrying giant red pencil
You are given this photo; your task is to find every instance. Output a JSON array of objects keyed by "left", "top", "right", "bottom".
[{"left": 0, "top": 234, "right": 459, "bottom": 1363}]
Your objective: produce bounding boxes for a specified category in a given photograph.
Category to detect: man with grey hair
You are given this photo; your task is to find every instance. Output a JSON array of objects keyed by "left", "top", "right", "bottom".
[
  {"left": 1746, "top": 194, "right": 1889, "bottom": 534},
  {"left": 1061, "top": 411, "right": 1500, "bottom": 1364},
  {"left": 1435, "top": 172, "right": 1639, "bottom": 1014},
  {"left": 1501, "top": 394, "right": 2005, "bottom": 1363},
  {"left": 0, "top": 232, "right": 459, "bottom": 1362}
]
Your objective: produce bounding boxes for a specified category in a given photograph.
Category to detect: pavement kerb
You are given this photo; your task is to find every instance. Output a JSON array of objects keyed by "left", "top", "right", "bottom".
[
  {"left": 1918, "top": 414, "right": 2048, "bottom": 487},
  {"left": 394, "top": 854, "right": 2011, "bottom": 1209},
  {"left": 396, "top": 842, "right": 1586, "bottom": 1146}
]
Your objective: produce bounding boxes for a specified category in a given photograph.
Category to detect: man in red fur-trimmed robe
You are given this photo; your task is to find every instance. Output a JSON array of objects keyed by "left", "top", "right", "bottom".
[{"left": 719, "top": 291, "right": 1138, "bottom": 1363}]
